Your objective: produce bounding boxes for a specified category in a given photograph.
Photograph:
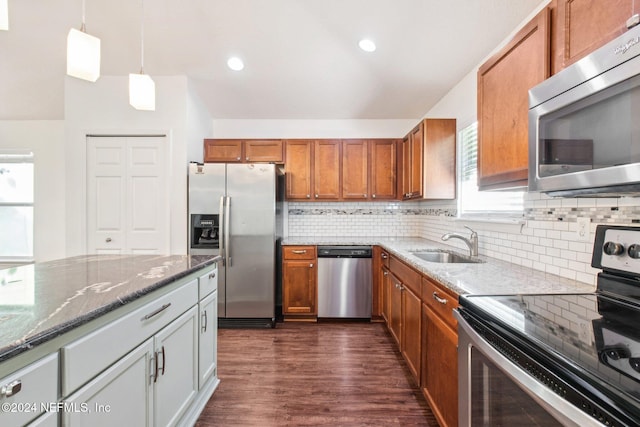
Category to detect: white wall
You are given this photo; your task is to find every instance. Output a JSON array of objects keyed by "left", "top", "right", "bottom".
[
  {"left": 64, "top": 75, "right": 193, "bottom": 256},
  {"left": 211, "top": 119, "right": 416, "bottom": 139},
  {"left": 187, "top": 81, "right": 214, "bottom": 163},
  {"left": 0, "top": 121, "right": 66, "bottom": 262}
]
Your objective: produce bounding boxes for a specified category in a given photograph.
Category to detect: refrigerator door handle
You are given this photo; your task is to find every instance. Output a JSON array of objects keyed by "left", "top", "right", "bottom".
[
  {"left": 219, "top": 195, "right": 225, "bottom": 266},
  {"left": 225, "top": 196, "right": 232, "bottom": 267}
]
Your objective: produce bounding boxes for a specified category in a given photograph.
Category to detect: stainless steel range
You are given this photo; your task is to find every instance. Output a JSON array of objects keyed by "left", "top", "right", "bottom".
[{"left": 455, "top": 225, "right": 640, "bottom": 426}]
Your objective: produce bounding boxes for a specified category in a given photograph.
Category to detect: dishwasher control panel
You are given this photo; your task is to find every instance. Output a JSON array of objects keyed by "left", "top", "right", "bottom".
[{"left": 317, "top": 246, "right": 372, "bottom": 258}]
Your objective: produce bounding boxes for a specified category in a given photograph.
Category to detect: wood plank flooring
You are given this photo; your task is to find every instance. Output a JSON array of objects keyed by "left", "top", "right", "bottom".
[{"left": 196, "top": 322, "right": 439, "bottom": 426}]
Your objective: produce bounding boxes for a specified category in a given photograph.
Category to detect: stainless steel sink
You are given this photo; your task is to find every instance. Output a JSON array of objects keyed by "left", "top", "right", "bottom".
[{"left": 410, "top": 251, "right": 483, "bottom": 264}]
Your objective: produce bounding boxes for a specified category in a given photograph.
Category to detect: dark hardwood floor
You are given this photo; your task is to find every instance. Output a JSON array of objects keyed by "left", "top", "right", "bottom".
[{"left": 196, "top": 322, "right": 439, "bottom": 426}]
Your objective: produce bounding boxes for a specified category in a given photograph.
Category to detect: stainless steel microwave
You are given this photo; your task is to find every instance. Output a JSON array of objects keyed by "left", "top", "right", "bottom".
[{"left": 529, "top": 23, "right": 640, "bottom": 196}]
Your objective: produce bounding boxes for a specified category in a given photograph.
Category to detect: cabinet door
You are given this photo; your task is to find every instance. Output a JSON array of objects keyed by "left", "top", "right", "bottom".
[
  {"left": 423, "top": 119, "right": 456, "bottom": 200},
  {"left": 244, "top": 140, "right": 283, "bottom": 163},
  {"left": 204, "top": 139, "right": 243, "bottom": 163},
  {"left": 342, "top": 139, "right": 369, "bottom": 199},
  {"left": 154, "top": 307, "right": 198, "bottom": 427},
  {"left": 400, "top": 136, "right": 411, "bottom": 199},
  {"left": 422, "top": 304, "right": 458, "bottom": 427},
  {"left": 477, "top": 8, "right": 550, "bottom": 190},
  {"left": 381, "top": 267, "right": 391, "bottom": 323},
  {"left": 63, "top": 339, "right": 153, "bottom": 427},
  {"left": 282, "top": 260, "right": 317, "bottom": 316},
  {"left": 370, "top": 139, "right": 397, "bottom": 200},
  {"left": 198, "top": 291, "right": 218, "bottom": 389},
  {"left": 388, "top": 274, "right": 403, "bottom": 347},
  {"left": 314, "top": 140, "right": 341, "bottom": 199},
  {"left": 401, "top": 286, "right": 421, "bottom": 383},
  {"left": 285, "top": 140, "right": 313, "bottom": 200},
  {"left": 409, "top": 125, "right": 424, "bottom": 198},
  {"left": 554, "top": 0, "right": 640, "bottom": 73}
]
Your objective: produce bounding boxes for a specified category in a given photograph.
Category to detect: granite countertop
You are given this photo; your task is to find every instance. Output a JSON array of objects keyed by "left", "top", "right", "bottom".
[
  {"left": 282, "top": 237, "right": 596, "bottom": 295},
  {"left": 0, "top": 254, "right": 219, "bottom": 363}
]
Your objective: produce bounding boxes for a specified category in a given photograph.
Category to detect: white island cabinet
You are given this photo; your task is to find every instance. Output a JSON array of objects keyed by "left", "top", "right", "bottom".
[{"left": 0, "top": 256, "right": 220, "bottom": 427}]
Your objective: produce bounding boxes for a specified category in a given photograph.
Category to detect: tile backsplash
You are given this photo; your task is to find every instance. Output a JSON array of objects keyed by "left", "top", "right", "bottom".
[{"left": 287, "top": 193, "right": 640, "bottom": 286}]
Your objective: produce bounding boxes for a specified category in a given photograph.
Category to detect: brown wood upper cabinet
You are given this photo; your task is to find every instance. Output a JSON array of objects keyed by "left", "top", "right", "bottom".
[
  {"left": 553, "top": 0, "right": 640, "bottom": 74},
  {"left": 285, "top": 139, "right": 397, "bottom": 201},
  {"left": 423, "top": 119, "right": 456, "bottom": 199},
  {"left": 284, "top": 139, "right": 341, "bottom": 201},
  {"left": 400, "top": 119, "right": 456, "bottom": 200},
  {"left": 203, "top": 139, "right": 283, "bottom": 163},
  {"left": 477, "top": 8, "right": 550, "bottom": 190},
  {"left": 399, "top": 124, "right": 424, "bottom": 200}
]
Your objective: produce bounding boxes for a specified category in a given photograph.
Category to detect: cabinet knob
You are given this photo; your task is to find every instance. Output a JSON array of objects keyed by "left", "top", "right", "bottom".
[
  {"left": 209, "top": 272, "right": 216, "bottom": 279},
  {"left": 315, "top": 194, "right": 319, "bottom": 198},
  {"left": 309, "top": 263, "right": 314, "bottom": 268},
  {"left": 372, "top": 194, "right": 376, "bottom": 198},
  {"left": 306, "top": 194, "right": 311, "bottom": 198},
  {"left": 381, "top": 253, "right": 388, "bottom": 259},
  {"left": 383, "top": 271, "right": 388, "bottom": 276},
  {"left": 363, "top": 194, "right": 367, "bottom": 197},
  {"left": 236, "top": 156, "right": 241, "bottom": 161},
  {"left": 246, "top": 157, "right": 250, "bottom": 161},
  {"left": 105, "top": 237, "right": 112, "bottom": 243}
]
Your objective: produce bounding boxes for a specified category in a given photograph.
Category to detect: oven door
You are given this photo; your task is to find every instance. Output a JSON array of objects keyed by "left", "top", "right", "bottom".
[{"left": 455, "top": 310, "right": 605, "bottom": 427}]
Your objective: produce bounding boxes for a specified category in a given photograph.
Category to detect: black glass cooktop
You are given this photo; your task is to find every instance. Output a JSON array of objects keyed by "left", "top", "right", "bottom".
[{"left": 460, "top": 290, "right": 640, "bottom": 418}]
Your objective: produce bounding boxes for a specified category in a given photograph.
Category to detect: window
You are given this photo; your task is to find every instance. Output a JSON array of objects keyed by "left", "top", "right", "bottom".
[
  {"left": 0, "top": 152, "right": 34, "bottom": 261},
  {"left": 458, "top": 122, "right": 524, "bottom": 217}
]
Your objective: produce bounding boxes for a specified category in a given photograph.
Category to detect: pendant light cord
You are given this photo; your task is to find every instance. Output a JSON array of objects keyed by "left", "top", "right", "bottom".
[
  {"left": 81, "top": 0, "right": 86, "bottom": 32},
  {"left": 140, "top": 0, "right": 145, "bottom": 74}
]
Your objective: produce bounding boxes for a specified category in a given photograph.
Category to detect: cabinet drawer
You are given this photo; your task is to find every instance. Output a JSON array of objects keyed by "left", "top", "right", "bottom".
[
  {"left": 0, "top": 353, "right": 58, "bottom": 427},
  {"left": 379, "top": 248, "right": 390, "bottom": 268},
  {"left": 389, "top": 256, "right": 420, "bottom": 295},
  {"left": 422, "top": 277, "right": 458, "bottom": 329},
  {"left": 198, "top": 264, "right": 218, "bottom": 299},
  {"left": 61, "top": 279, "right": 198, "bottom": 396},
  {"left": 283, "top": 246, "right": 316, "bottom": 260}
]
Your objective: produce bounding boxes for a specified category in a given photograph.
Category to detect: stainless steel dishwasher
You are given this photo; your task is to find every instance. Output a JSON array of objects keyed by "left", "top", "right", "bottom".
[{"left": 317, "top": 246, "right": 372, "bottom": 318}]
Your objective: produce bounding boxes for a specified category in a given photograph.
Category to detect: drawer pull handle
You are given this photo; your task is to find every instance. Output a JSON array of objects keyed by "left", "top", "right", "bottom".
[
  {"left": 201, "top": 310, "right": 208, "bottom": 333},
  {"left": 432, "top": 292, "right": 447, "bottom": 305},
  {"left": 160, "top": 345, "right": 166, "bottom": 376},
  {"left": 383, "top": 271, "right": 388, "bottom": 276},
  {"left": 292, "top": 250, "right": 307, "bottom": 254},
  {"left": 381, "top": 253, "right": 388, "bottom": 259},
  {"left": 153, "top": 354, "right": 159, "bottom": 383},
  {"left": 141, "top": 303, "right": 171, "bottom": 321},
  {"left": 1, "top": 380, "right": 22, "bottom": 397}
]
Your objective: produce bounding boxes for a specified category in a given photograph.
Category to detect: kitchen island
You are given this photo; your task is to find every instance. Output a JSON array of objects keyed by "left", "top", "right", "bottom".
[{"left": 0, "top": 254, "right": 220, "bottom": 427}]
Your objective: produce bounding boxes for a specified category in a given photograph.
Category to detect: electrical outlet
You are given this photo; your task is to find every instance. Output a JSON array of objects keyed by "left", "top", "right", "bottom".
[{"left": 576, "top": 217, "right": 590, "bottom": 242}]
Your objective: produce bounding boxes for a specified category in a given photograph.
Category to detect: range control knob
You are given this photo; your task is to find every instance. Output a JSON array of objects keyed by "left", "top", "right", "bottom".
[
  {"left": 603, "top": 241, "right": 625, "bottom": 256},
  {"left": 628, "top": 244, "right": 640, "bottom": 259}
]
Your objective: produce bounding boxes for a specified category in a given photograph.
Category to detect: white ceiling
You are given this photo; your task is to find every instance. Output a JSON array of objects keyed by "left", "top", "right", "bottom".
[{"left": 0, "top": 0, "right": 542, "bottom": 120}]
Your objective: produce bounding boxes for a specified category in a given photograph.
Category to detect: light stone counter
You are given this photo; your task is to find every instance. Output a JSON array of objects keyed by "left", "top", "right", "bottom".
[{"left": 282, "top": 237, "right": 596, "bottom": 296}]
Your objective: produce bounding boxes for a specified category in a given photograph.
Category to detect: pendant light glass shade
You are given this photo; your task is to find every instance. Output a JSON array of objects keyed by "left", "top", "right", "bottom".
[
  {"left": 129, "top": 73, "right": 155, "bottom": 111},
  {"left": 0, "top": 0, "right": 9, "bottom": 31},
  {"left": 67, "top": 28, "right": 101, "bottom": 82}
]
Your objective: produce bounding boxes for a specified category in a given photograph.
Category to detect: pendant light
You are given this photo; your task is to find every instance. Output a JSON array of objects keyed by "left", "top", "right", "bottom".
[
  {"left": 66, "top": 0, "right": 101, "bottom": 82},
  {"left": 0, "top": 0, "right": 8, "bottom": 31},
  {"left": 129, "top": 0, "right": 155, "bottom": 111}
]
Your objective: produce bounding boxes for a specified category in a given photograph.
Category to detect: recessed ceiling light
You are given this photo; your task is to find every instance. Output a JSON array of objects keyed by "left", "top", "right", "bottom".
[
  {"left": 358, "top": 39, "right": 376, "bottom": 52},
  {"left": 227, "top": 57, "right": 244, "bottom": 71}
]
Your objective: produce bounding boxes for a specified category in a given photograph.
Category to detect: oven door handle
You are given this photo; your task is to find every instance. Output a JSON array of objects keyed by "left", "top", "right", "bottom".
[{"left": 455, "top": 310, "right": 604, "bottom": 427}]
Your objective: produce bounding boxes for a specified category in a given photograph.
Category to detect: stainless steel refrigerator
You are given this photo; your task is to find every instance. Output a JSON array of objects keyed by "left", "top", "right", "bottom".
[{"left": 188, "top": 162, "right": 282, "bottom": 327}]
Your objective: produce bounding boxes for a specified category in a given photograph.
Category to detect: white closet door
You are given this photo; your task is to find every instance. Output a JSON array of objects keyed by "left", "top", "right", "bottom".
[{"left": 87, "top": 136, "right": 169, "bottom": 255}]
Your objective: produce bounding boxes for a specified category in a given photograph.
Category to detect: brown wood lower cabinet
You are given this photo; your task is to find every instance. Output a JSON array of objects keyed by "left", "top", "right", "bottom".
[
  {"left": 282, "top": 246, "right": 317, "bottom": 321},
  {"left": 401, "top": 284, "right": 421, "bottom": 381},
  {"left": 381, "top": 252, "right": 459, "bottom": 427}
]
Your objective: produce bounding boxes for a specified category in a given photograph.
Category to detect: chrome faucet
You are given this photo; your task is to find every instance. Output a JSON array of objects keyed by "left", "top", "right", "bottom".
[{"left": 442, "top": 226, "right": 478, "bottom": 257}]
